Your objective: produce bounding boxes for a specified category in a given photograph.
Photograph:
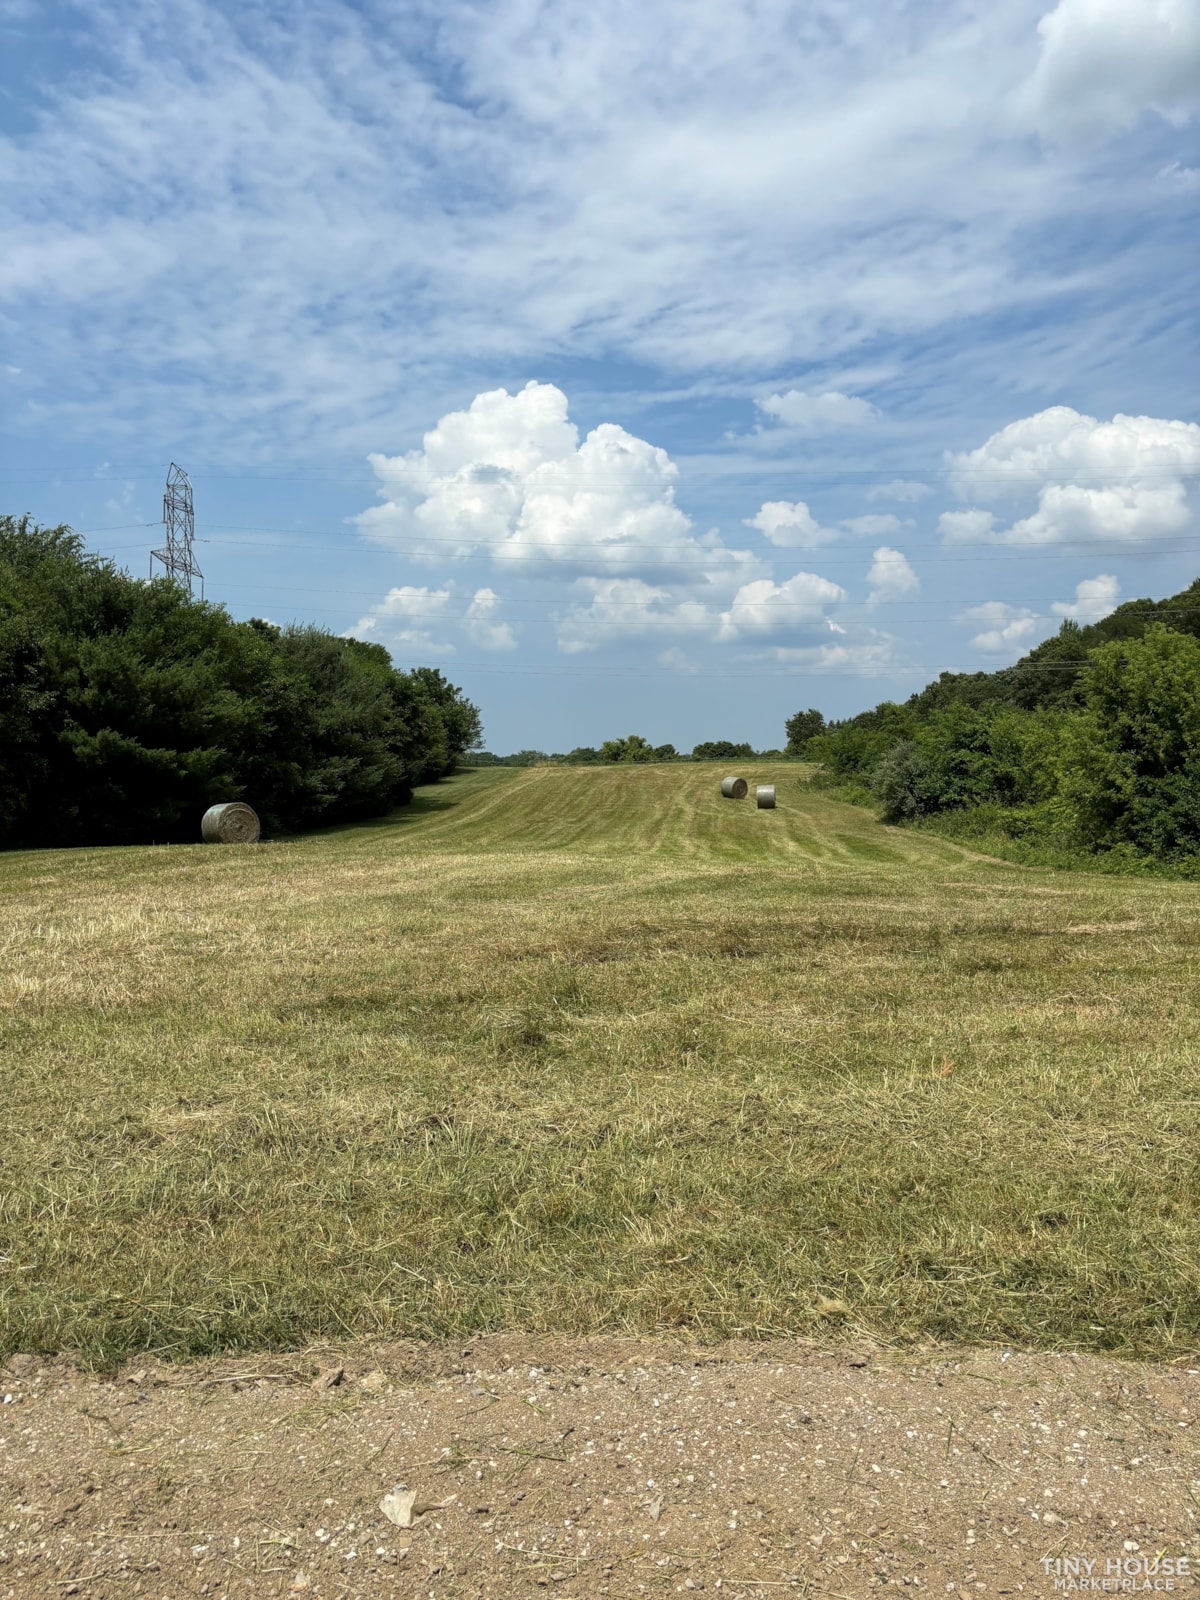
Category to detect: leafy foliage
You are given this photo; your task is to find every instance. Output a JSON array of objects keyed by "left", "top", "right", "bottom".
[
  {"left": 794, "top": 591, "right": 1200, "bottom": 868},
  {"left": 691, "top": 739, "right": 753, "bottom": 760},
  {"left": 600, "top": 734, "right": 659, "bottom": 763},
  {"left": 0, "top": 516, "right": 482, "bottom": 847},
  {"left": 784, "top": 707, "right": 825, "bottom": 754}
]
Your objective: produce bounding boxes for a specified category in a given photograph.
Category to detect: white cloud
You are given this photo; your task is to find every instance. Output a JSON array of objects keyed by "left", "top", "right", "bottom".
[
  {"left": 716, "top": 572, "right": 848, "bottom": 643},
  {"left": 345, "top": 584, "right": 456, "bottom": 654},
  {"left": 0, "top": 0, "right": 1190, "bottom": 467},
  {"left": 866, "top": 547, "right": 920, "bottom": 603},
  {"left": 843, "top": 513, "right": 903, "bottom": 538},
  {"left": 553, "top": 569, "right": 846, "bottom": 653},
  {"left": 1157, "top": 161, "right": 1200, "bottom": 191},
  {"left": 867, "top": 480, "right": 932, "bottom": 503},
  {"left": 745, "top": 500, "right": 836, "bottom": 549},
  {"left": 357, "top": 381, "right": 758, "bottom": 580},
  {"left": 555, "top": 578, "right": 714, "bottom": 655},
  {"left": 465, "top": 588, "right": 517, "bottom": 651},
  {"left": 757, "top": 389, "right": 880, "bottom": 433},
  {"left": 1023, "top": 0, "right": 1200, "bottom": 144},
  {"left": 943, "top": 407, "right": 1200, "bottom": 545},
  {"left": 965, "top": 601, "right": 1042, "bottom": 654},
  {"left": 759, "top": 637, "right": 903, "bottom": 676},
  {"left": 1051, "top": 573, "right": 1121, "bottom": 620},
  {"left": 657, "top": 647, "right": 700, "bottom": 673},
  {"left": 939, "top": 509, "right": 999, "bottom": 542}
]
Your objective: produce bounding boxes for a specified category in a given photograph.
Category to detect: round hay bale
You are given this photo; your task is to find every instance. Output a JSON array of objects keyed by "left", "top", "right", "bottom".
[
  {"left": 720, "top": 776, "right": 749, "bottom": 799},
  {"left": 201, "top": 802, "right": 261, "bottom": 844},
  {"left": 756, "top": 785, "right": 776, "bottom": 809}
]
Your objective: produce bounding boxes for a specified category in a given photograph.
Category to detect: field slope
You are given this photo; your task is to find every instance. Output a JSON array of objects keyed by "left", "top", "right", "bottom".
[{"left": 1, "top": 763, "right": 1198, "bottom": 1364}]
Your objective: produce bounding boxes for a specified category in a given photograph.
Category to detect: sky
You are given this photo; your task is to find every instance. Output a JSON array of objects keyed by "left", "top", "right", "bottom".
[{"left": 1, "top": 0, "right": 1198, "bottom": 754}]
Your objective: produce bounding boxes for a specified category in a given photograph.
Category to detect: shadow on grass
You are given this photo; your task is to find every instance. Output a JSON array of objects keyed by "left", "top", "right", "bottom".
[{"left": 287, "top": 769, "right": 507, "bottom": 844}]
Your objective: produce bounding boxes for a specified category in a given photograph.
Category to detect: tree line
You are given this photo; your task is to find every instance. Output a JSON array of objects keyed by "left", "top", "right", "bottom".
[
  {"left": 474, "top": 738, "right": 777, "bottom": 766},
  {"left": 786, "top": 579, "right": 1200, "bottom": 870},
  {"left": 0, "top": 516, "right": 481, "bottom": 848}
]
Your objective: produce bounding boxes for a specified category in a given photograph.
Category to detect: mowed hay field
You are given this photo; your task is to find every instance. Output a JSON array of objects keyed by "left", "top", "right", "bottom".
[{"left": 2, "top": 763, "right": 1198, "bottom": 1366}]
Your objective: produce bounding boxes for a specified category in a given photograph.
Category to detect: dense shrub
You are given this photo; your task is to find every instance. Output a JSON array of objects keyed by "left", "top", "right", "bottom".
[
  {"left": 0, "top": 516, "right": 481, "bottom": 848},
  {"left": 793, "top": 602, "right": 1200, "bottom": 868},
  {"left": 1067, "top": 626, "right": 1200, "bottom": 859}
]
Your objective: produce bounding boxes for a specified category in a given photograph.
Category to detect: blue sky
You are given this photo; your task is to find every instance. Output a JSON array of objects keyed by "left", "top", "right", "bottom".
[{"left": 1, "top": 0, "right": 1198, "bottom": 754}]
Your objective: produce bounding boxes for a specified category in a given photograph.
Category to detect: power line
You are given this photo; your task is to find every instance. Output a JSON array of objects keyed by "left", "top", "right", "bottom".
[
  {"left": 3, "top": 465, "right": 1199, "bottom": 486},
  {"left": 185, "top": 581, "right": 1199, "bottom": 617},
  {"left": 86, "top": 527, "right": 1200, "bottom": 569}
]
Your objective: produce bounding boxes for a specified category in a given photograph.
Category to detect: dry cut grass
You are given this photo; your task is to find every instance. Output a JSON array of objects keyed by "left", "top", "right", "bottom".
[{"left": 1, "top": 763, "right": 1198, "bottom": 1365}]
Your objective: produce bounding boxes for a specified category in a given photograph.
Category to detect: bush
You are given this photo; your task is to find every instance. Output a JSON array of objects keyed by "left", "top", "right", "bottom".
[{"left": 870, "top": 742, "right": 930, "bottom": 823}]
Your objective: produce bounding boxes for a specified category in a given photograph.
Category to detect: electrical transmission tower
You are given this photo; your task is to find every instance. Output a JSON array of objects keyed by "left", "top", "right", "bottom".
[{"left": 150, "top": 463, "right": 203, "bottom": 597}]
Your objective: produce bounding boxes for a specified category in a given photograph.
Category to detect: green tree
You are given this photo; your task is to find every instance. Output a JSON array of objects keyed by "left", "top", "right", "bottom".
[
  {"left": 600, "top": 734, "right": 656, "bottom": 763},
  {"left": 691, "top": 740, "right": 753, "bottom": 760},
  {"left": 784, "top": 708, "right": 825, "bottom": 754},
  {"left": 0, "top": 516, "right": 484, "bottom": 848},
  {"left": 1067, "top": 624, "right": 1200, "bottom": 857}
]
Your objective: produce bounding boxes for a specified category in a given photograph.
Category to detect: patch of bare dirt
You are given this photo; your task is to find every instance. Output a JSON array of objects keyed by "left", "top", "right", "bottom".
[{"left": 1, "top": 1338, "right": 1196, "bottom": 1599}]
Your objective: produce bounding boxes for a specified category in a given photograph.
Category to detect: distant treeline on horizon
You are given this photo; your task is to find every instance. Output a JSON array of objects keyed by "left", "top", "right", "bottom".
[
  {"left": 470, "top": 737, "right": 782, "bottom": 766},
  {"left": 479, "top": 577, "right": 1200, "bottom": 875}
]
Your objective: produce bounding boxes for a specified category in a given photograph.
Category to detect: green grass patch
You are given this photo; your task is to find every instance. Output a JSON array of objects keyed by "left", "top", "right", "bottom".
[{"left": 2, "top": 763, "right": 1198, "bottom": 1364}]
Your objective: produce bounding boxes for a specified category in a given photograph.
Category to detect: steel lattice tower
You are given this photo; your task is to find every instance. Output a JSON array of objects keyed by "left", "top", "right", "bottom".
[{"left": 150, "top": 463, "right": 203, "bottom": 597}]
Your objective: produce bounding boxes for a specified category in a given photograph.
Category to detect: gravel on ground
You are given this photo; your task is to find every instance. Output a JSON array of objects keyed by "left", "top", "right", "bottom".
[{"left": 1, "top": 1337, "right": 1196, "bottom": 1599}]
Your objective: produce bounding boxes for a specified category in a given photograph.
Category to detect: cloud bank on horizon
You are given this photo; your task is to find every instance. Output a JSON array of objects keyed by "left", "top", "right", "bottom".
[{"left": 0, "top": 0, "right": 1196, "bottom": 745}]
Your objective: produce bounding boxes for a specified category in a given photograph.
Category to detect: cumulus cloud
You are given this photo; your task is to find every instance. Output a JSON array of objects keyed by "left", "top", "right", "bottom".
[
  {"left": 745, "top": 500, "right": 836, "bottom": 548},
  {"left": 716, "top": 572, "right": 848, "bottom": 643},
  {"left": 867, "top": 480, "right": 932, "bottom": 503},
  {"left": 357, "top": 381, "right": 757, "bottom": 580},
  {"left": 757, "top": 389, "right": 880, "bottom": 433},
  {"left": 759, "top": 637, "right": 903, "bottom": 676},
  {"left": 939, "top": 509, "right": 999, "bottom": 542},
  {"left": 465, "top": 588, "right": 517, "bottom": 650},
  {"left": 1051, "top": 573, "right": 1121, "bottom": 620},
  {"left": 843, "top": 513, "right": 904, "bottom": 538},
  {"left": 866, "top": 547, "right": 920, "bottom": 603},
  {"left": 554, "top": 570, "right": 847, "bottom": 654},
  {"left": 1024, "top": 0, "right": 1200, "bottom": 144},
  {"left": 346, "top": 585, "right": 456, "bottom": 654},
  {"left": 943, "top": 407, "right": 1200, "bottom": 545},
  {"left": 555, "top": 578, "right": 714, "bottom": 655},
  {"left": 965, "top": 601, "right": 1042, "bottom": 654},
  {"left": 347, "top": 582, "right": 518, "bottom": 654}
]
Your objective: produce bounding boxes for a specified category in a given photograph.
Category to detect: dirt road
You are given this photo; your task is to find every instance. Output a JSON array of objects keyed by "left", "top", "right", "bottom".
[{"left": 2, "top": 1338, "right": 1196, "bottom": 1598}]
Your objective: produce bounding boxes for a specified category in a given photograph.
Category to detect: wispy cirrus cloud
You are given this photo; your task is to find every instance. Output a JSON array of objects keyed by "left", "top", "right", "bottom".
[{"left": 1, "top": 0, "right": 1194, "bottom": 463}]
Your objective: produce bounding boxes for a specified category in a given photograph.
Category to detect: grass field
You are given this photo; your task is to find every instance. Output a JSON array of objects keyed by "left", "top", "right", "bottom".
[{"left": 2, "top": 762, "right": 1198, "bottom": 1366}]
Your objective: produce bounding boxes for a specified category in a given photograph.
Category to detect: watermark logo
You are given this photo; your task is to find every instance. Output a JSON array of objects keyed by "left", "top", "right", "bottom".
[{"left": 1041, "top": 1554, "right": 1192, "bottom": 1592}]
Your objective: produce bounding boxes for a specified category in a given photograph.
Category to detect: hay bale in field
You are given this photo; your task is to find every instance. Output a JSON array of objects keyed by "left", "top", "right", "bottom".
[
  {"left": 201, "top": 802, "right": 261, "bottom": 844},
  {"left": 720, "top": 776, "right": 749, "bottom": 799},
  {"left": 756, "top": 785, "right": 776, "bottom": 809}
]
